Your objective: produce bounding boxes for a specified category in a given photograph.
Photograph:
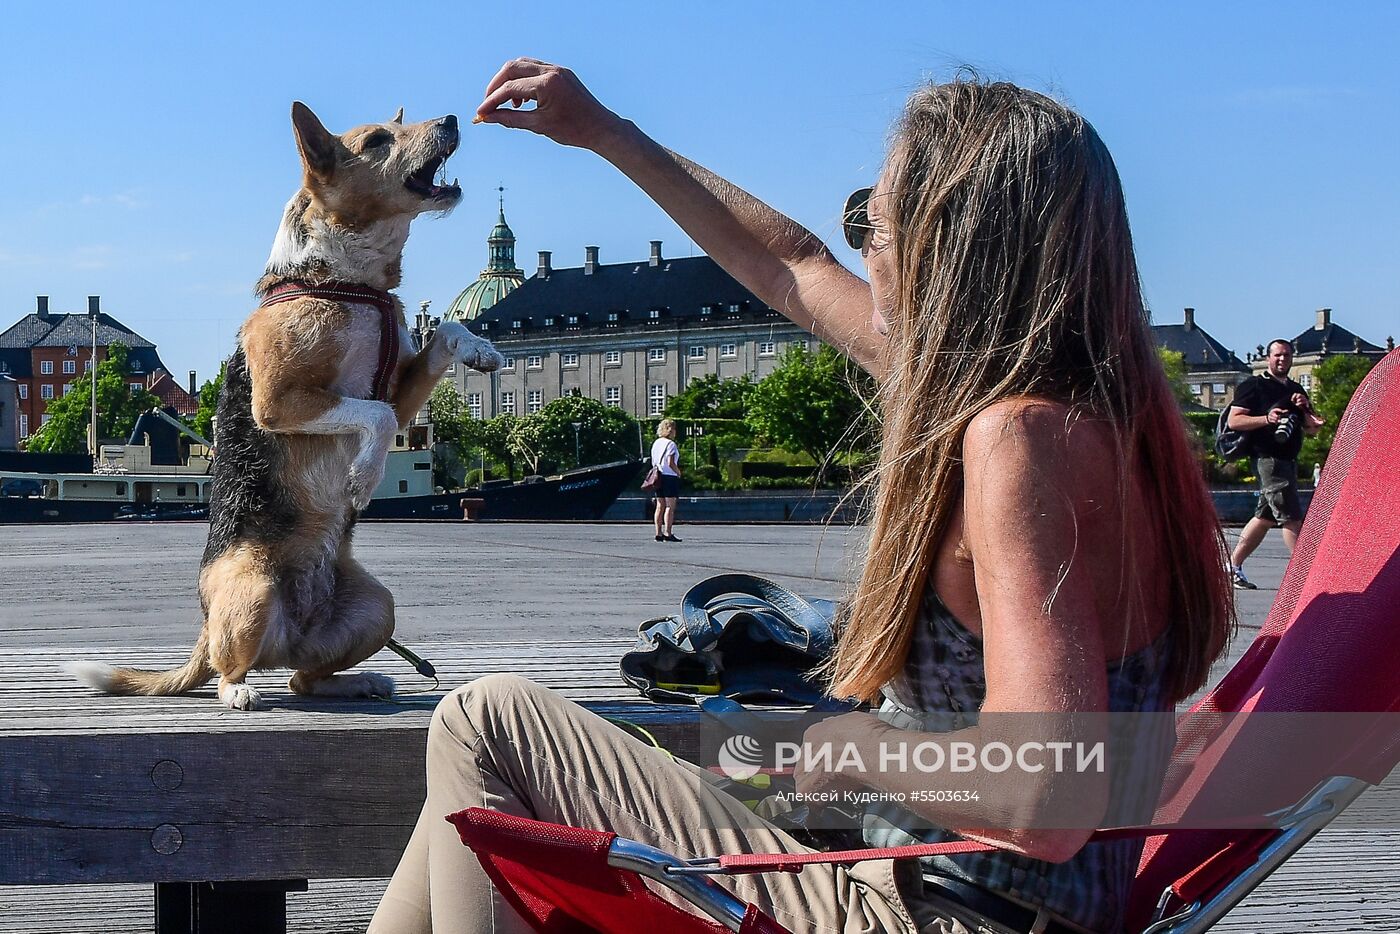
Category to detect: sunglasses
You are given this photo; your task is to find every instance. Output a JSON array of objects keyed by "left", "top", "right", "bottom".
[{"left": 842, "top": 186, "right": 874, "bottom": 251}]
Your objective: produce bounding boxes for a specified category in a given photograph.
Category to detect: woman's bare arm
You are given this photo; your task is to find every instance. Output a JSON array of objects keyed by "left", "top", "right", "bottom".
[{"left": 474, "top": 58, "right": 883, "bottom": 373}]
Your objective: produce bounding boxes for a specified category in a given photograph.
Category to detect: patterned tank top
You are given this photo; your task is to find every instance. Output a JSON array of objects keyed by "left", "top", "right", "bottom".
[{"left": 863, "top": 585, "right": 1175, "bottom": 933}]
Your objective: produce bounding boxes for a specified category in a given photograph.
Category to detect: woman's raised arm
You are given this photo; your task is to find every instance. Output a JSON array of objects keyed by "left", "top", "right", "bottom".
[{"left": 475, "top": 58, "right": 884, "bottom": 373}]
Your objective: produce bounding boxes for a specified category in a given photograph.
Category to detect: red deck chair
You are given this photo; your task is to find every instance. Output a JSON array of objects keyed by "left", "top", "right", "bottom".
[{"left": 449, "top": 350, "right": 1399, "bottom": 934}]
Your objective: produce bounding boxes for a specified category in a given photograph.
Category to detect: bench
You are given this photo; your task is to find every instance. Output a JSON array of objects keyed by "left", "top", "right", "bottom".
[{"left": 0, "top": 640, "right": 713, "bottom": 934}]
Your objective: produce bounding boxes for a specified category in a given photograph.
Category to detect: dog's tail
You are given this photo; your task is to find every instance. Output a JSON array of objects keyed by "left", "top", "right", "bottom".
[{"left": 69, "top": 630, "right": 215, "bottom": 697}]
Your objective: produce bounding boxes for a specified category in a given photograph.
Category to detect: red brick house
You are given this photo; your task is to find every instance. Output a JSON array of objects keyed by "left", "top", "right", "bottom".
[{"left": 0, "top": 296, "right": 170, "bottom": 441}]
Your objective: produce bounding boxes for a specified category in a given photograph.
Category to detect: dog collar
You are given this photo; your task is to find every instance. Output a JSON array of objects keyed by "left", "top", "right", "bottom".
[{"left": 259, "top": 281, "right": 400, "bottom": 402}]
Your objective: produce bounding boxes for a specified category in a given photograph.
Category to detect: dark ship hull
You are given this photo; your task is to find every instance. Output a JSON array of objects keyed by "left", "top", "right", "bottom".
[{"left": 0, "top": 460, "right": 644, "bottom": 524}]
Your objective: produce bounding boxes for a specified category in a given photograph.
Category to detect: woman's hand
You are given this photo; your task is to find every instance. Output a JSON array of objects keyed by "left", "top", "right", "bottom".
[
  {"left": 791, "top": 711, "right": 891, "bottom": 800},
  {"left": 475, "top": 58, "right": 626, "bottom": 152}
]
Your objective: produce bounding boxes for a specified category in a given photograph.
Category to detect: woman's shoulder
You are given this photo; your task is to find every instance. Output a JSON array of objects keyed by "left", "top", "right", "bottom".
[{"left": 964, "top": 397, "right": 1119, "bottom": 483}]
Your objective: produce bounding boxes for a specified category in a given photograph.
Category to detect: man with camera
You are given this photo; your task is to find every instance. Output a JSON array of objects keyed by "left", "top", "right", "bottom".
[{"left": 1227, "top": 338, "right": 1325, "bottom": 589}]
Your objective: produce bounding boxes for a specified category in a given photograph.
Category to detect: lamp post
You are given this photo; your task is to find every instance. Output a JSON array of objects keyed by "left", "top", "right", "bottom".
[
  {"left": 571, "top": 421, "right": 582, "bottom": 468},
  {"left": 88, "top": 296, "right": 99, "bottom": 461}
]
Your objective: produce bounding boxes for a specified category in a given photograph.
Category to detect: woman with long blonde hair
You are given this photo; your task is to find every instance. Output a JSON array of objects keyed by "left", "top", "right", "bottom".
[{"left": 370, "top": 61, "right": 1234, "bottom": 934}]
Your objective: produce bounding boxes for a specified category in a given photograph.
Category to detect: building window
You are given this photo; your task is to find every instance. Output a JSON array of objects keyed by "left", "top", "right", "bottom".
[
  {"left": 796, "top": 339, "right": 810, "bottom": 351},
  {"left": 720, "top": 343, "right": 737, "bottom": 358},
  {"left": 503, "top": 356, "right": 516, "bottom": 370},
  {"left": 604, "top": 350, "right": 621, "bottom": 366},
  {"left": 40, "top": 361, "right": 53, "bottom": 375},
  {"left": 41, "top": 384, "right": 53, "bottom": 400},
  {"left": 607, "top": 312, "right": 620, "bottom": 322},
  {"left": 398, "top": 479, "right": 409, "bottom": 494},
  {"left": 527, "top": 389, "right": 543, "bottom": 414},
  {"left": 466, "top": 392, "right": 482, "bottom": 419},
  {"left": 544, "top": 317, "right": 555, "bottom": 326},
  {"left": 648, "top": 347, "right": 666, "bottom": 363},
  {"left": 648, "top": 309, "right": 660, "bottom": 320},
  {"left": 648, "top": 384, "right": 667, "bottom": 416},
  {"left": 688, "top": 345, "right": 706, "bottom": 360},
  {"left": 527, "top": 355, "right": 543, "bottom": 369},
  {"left": 18, "top": 413, "right": 27, "bottom": 437},
  {"left": 1213, "top": 383, "right": 1227, "bottom": 394},
  {"left": 63, "top": 383, "right": 75, "bottom": 395},
  {"left": 130, "top": 360, "right": 142, "bottom": 373},
  {"left": 17, "top": 384, "right": 26, "bottom": 400},
  {"left": 129, "top": 382, "right": 143, "bottom": 393},
  {"left": 562, "top": 352, "right": 579, "bottom": 368},
  {"left": 728, "top": 303, "right": 740, "bottom": 314},
  {"left": 176, "top": 485, "right": 187, "bottom": 497},
  {"left": 41, "top": 413, "right": 52, "bottom": 426},
  {"left": 1190, "top": 384, "right": 1202, "bottom": 394},
  {"left": 759, "top": 341, "right": 777, "bottom": 356},
  {"left": 63, "top": 360, "right": 76, "bottom": 375},
  {"left": 500, "top": 391, "right": 516, "bottom": 415},
  {"left": 700, "top": 305, "right": 713, "bottom": 317},
  {"left": 84, "top": 359, "right": 93, "bottom": 373},
  {"left": 568, "top": 387, "right": 582, "bottom": 397},
  {"left": 605, "top": 386, "right": 622, "bottom": 407},
  {"left": 566, "top": 315, "right": 579, "bottom": 326},
  {"left": 512, "top": 320, "right": 523, "bottom": 329},
  {"left": 0, "top": 361, "right": 7, "bottom": 373}
]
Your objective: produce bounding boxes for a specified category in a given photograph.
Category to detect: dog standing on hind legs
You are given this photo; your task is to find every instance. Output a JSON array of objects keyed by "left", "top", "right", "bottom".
[{"left": 71, "top": 102, "right": 503, "bottom": 710}]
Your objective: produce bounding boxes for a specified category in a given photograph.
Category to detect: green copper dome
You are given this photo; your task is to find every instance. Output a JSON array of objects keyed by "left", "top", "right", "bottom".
[{"left": 445, "top": 197, "right": 525, "bottom": 323}]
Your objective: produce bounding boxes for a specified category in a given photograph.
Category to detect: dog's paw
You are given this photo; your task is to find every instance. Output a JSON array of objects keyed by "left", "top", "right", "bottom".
[
  {"left": 350, "top": 671, "right": 396, "bottom": 698},
  {"left": 346, "top": 459, "right": 385, "bottom": 511},
  {"left": 436, "top": 322, "right": 505, "bottom": 373},
  {"left": 219, "top": 682, "right": 262, "bottom": 711}
]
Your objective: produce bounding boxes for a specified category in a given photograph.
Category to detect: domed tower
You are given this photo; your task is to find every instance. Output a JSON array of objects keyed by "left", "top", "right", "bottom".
[{"left": 444, "top": 190, "right": 526, "bottom": 323}]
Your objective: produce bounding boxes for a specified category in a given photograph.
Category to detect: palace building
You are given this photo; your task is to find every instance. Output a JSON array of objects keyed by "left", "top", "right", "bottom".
[
  {"left": 1247, "top": 307, "right": 1391, "bottom": 393},
  {"left": 446, "top": 214, "right": 814, "bottom": 421},
  {"left": 1151, "top": 307, "right": 1251, "bottom": 409}
]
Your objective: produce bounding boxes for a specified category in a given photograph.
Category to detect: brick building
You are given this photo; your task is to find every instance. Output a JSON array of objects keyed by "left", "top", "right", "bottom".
[{"left": 0, "top": 296, "right": 170, "bottom": 442}]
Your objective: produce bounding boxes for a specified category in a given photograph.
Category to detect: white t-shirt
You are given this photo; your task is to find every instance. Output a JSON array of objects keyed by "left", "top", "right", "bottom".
[{"left": 651, "top": 438, "right": 680, "bottom": 476}]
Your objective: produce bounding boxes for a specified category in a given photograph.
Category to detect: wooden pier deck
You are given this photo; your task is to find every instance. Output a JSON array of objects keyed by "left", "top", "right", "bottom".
[{"left": 0, "top": 523, "right": 1394, "bottom": 932}]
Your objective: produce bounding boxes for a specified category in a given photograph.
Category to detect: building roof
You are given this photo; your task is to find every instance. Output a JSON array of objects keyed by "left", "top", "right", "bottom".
[
  {"left": 1291, "top": 321, "right": 1384, "bottom": 356},
  {"left": 1152, "top": 321, "right": 1249, "bottom": 373},
  {"left": 466, "top": 253, "right": 773, "bottom": 339},
  {"left": 146, "top": 370, "right": 198, "bottom": 415},
  {"left": 444, "top": 202, "right": 527, "bottom": 324},
  {"left": 0, "top": 307, "right": 167, "bottom": 374}
]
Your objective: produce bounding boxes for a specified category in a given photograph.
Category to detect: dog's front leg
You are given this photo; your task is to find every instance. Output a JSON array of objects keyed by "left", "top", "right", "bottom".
[
  {"left": 253, "top": 388, "right": 398, "bottom": 510},
  {"left": 390, "top": 322, "right": 505, "bottom": 428}
]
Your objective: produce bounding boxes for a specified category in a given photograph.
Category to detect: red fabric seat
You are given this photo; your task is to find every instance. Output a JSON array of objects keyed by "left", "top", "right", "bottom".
[{"left": 1127, "top": 348, "right": 1400, "bottom": 929}]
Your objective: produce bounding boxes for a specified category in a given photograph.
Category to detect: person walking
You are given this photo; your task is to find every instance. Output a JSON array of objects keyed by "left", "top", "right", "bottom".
[
  {"left": 1226, "top": 338, "right": 1324, "bottom": 589},
  {"left": 650, "top": 417, "right": 682, "bottom": 542}
]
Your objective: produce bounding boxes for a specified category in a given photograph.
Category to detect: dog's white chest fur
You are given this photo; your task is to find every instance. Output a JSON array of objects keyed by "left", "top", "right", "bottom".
[{"left": 332, "top": 303, "right": 412, "bottom": 400}]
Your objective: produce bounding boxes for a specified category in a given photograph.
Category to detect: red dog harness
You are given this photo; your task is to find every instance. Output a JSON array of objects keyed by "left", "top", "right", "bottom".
[{"left": 259, "top": 281, "right": 401, "bottom": 402}]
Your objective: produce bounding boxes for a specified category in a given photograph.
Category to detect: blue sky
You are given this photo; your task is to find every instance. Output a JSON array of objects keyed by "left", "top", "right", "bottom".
[{"left": 2, "top": 1, "right": 1396, "bottom": 384}]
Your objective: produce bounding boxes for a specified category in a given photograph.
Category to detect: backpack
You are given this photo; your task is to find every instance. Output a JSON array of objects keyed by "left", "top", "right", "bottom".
[{"left": 1215, "top": 407, "right": 1251, "bottom": 459}]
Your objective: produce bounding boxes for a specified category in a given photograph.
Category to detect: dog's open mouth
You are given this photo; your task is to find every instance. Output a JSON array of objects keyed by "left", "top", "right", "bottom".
[{"left": 404, "top": 149, "right": 460, "bottom": 202}]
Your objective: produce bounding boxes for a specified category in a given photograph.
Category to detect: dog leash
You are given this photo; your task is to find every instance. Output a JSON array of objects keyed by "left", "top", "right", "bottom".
[{"left": 259, "top": 281, "right": 401, "bottom": 402}]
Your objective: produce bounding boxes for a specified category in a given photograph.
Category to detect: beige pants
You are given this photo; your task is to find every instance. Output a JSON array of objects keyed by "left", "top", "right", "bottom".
[{"left": 369, "top": 674, "right": 1005, "bottom": 934}]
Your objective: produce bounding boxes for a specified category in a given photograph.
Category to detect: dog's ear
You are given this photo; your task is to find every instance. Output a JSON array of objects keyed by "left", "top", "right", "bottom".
[
  {"left": 390, "top": 107, "right": 404, "bottom": 125},
  {"left": 290, "top": 102, "right": 339, "bottom": 184}
]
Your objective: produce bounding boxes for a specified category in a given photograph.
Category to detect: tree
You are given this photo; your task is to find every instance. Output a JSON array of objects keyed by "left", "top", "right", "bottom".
[
  {"left": 744, "top": 345, "right": 875, "bottom": 479},
  {"left": 525, "top": 395, "right": 639, "bottom": 471},
  {"left": 26, "top": 343, "right": 162, "bottom": 454},
  {"left": 191, "top": 362, "right": 226, "bottom": 441},
  {"left": 1157, "top": 347, "right": 1196, "bottom": 407},
  {"left": 1299, "top": 354, "right": 1377, "bottom": 474},
  {"left": 664, "top": 373, "right": 754, "bottom": 420}
]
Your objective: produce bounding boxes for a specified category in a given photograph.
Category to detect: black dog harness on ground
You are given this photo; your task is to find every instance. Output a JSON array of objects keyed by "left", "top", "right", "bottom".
[{"left": 258, "top": 282, "right": 400, "bottom": 402}]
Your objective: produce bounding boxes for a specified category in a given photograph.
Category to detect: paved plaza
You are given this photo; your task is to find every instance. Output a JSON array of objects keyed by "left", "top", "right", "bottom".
[{"left": 0, "top": 522, "right": 1392, "bottom": 932}]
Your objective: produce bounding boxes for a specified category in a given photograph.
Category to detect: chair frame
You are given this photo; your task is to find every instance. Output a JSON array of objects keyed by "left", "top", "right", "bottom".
[{"left": 605, "top": 773, "right": 1377, "bottom": 934}]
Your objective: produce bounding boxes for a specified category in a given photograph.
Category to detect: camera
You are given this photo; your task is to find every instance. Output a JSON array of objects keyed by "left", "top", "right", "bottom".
[{"left": 1274, "top": 412, "right": 1300, "bottom": 444}]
